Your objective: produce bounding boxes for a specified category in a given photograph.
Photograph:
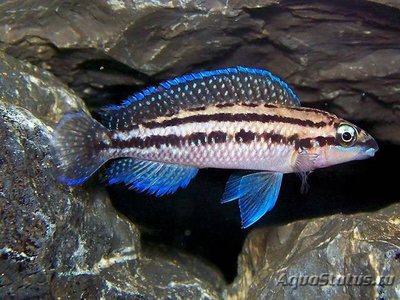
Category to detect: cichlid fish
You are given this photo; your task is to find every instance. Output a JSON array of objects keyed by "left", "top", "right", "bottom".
[{"left": 54, "top": 66, "right": 378, "bottom": 228}]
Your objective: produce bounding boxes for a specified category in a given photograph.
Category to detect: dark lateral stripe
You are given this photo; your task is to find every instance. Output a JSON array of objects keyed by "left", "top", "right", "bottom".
[
  {"left": 283, "top": 106, "right": 335, "bottom": 119},
  {"left": 235, "top": 129, "right": 256, "bottom": 143},
  {"left": 262, "top": 133, "right": 336, "bottom": 149},
  {"left": 208, "top": 131, "right": 227, "bottom": 143},
  {"left": 234, "top": 131, "right": 336, "bottom": 149},
  {"left": 241, "top": 102, "right": 259, "bottom": 108},
  {"left": 189, "top": 102, "right": 263, "bottom": 112},
  {"left": 187, "top": 106, "right": 207, "bottom": 112},
  {"left": 142, "top": 113, "right": 329, "bottom": 129},
  {"left": 216, "top": 102, "right": 260, "bottom": 108},
  {"left": 114, "top": 131, "right": 228, "bottom": 149},
  {"left": 112, "top": 129, "right": 336, "bottom": 150},
  {"left": 215, "top": 103, "right": 235, "bottom": 108}
]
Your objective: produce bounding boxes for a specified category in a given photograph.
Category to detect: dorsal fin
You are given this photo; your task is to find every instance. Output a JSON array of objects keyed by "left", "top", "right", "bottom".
[{"left": 101, "top": 66, "right": 300, "bottom": 129}]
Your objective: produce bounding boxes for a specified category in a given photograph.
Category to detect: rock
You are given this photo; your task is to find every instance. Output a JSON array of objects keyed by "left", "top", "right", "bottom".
[
  {"left": 1, "top": 1, "right": 399, "bottom": 298},
  {"left": 228, "top": 203, "right": 400, "bottom": 300},
  {"left": 0, "top": 52, "right": 223, "bottom": 299},
  {"left": 0, "top": 0, "right": 399, "bottom": 143}
]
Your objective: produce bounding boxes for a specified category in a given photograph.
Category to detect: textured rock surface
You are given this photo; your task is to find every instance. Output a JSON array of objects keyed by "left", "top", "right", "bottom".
[
  {"left": 228, "top": 203, "right": 400, "bottom": 300},
  {"left": 0, "top": 0, "right": 399, "bottom": 143},
  {"left": 0, "top": 52, "right": 223, "bottom": 299},
  {"left": 1, "top": 1, "right": 399, "bottom": 299}
]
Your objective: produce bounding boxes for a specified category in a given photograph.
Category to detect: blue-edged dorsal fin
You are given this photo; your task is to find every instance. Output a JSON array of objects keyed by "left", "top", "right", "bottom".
[
  {"left": 101, "top": 66, "right": 300, "bottom": 129},
  {"left": 221, "top": 171, "right": 283, "bottom": 228},
  {"left": 103, "top": 158, "right": 198, "bottom": 197}
]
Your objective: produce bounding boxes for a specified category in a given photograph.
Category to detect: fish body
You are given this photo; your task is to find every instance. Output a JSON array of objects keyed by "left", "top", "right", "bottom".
[
  {"left": 54, "top": 66, "right": 378, "bottom": 228},
  {"left": 107, "top": 104, "right": 343, "bottom": 173}
]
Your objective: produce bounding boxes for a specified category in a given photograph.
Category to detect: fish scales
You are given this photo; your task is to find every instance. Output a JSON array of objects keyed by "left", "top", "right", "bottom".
[
  {"left": 101, "top": 66, "right": 300, "bottom": 130},
  {"left": 53, "top": 66, "right": 378, "bottom": 228},
  {"left": 106, "top": 104, "right": 338, "bottom": 173}
]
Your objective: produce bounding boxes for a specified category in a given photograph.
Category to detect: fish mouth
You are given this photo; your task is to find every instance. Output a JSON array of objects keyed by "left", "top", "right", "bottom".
[{"left": 363, "top": 138, "right": 379, "bottom": 157}]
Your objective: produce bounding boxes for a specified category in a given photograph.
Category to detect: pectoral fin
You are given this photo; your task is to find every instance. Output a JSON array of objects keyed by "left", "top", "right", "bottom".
[
  {"left": 295, "top": 149, "right": 318, "bottom": 172},
  {"left": 294, "top": 149, "right": 318, "bottom": 194},
  {"left": 221, "top": 172, "right": 283, "bottom": 228}
]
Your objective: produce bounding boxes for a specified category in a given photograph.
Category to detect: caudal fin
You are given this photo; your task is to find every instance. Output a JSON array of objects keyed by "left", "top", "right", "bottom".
[{"left": 53, "top": 112, "right": 111, "bottom": 185}]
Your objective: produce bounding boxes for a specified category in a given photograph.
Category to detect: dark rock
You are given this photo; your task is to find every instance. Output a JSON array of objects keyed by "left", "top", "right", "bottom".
[
  {"left": 0, "top": 0, "right": 400, "bottom": 143},
  {"left": 1, "top": 1, "right": 400, "bottom": 298},
  {"left": 228, "top": 203, "right": 400, "bottom": 300},
  {"left": 0, "top": 52, "right": 223, "bottom": 299}
]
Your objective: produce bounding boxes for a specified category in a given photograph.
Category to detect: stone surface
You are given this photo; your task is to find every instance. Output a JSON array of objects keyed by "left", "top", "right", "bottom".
[
  {"left": 0, "top": 52, "right": 223, "bottom": 299},
  {"left": 1, "top": 1, "right": 399, "bottom": 299},
  {"left": 0, "top": 0, "right": 399, "bottom": 143},
  {"left": 227, "top": 203, "right": 400, "bottom": 300}
]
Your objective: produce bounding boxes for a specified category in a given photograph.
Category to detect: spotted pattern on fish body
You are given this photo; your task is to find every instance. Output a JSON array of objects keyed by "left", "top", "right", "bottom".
[
  {"left": 53, "top": 66, "right": 379, "bottom": 228},
  {"left": 101, "top": 66, "right": 300, "bottom": 130}
]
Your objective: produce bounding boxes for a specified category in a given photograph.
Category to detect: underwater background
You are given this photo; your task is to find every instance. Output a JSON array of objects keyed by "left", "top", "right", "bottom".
[{"left": 0, "top": 0, "right": 399, "bottom": 299}]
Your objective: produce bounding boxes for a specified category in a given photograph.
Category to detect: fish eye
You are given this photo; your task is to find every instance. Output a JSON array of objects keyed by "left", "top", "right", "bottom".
[{"left": 337, "top": 124, "right": 357, "bottom": 146}]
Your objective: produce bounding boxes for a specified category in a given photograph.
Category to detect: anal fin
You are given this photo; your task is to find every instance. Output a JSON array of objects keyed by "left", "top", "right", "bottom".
[
  {"left": 104, "top": 158, "right": 198, "bottom": 197},
  {"left": 221, "top": 172, "right": 283, "bottom": 228}
]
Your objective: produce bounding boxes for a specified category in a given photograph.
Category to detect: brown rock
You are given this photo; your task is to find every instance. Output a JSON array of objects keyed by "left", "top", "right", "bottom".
[
  {"left": 0, "top": 0, "right": 399, "bottom": 143},
  {"left": 0, "top": 52, "right": 223, "bottom": 299}
]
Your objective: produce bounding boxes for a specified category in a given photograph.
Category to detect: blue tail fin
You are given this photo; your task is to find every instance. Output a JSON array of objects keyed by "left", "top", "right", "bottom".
[
  {"left": 221, "top": 172, "right": 283, "bottom": 228},
  {"left": 53, "top": 112, "right": 111, "bottom": 185}
]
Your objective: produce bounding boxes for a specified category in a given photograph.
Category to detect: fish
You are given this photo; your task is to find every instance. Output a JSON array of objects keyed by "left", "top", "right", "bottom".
[{"left": 53, "top": 66, "right": 378, "bottom": 228}]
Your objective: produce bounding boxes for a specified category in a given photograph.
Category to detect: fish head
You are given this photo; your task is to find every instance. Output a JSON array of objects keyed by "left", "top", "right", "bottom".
[{"left": 316, "top": 120, "right": 378, "bottom": 168}]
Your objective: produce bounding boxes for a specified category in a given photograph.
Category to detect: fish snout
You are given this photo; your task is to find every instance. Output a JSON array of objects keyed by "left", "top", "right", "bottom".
[{"left": 363, "top": 136, "right": 379, "bottom": 157}]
